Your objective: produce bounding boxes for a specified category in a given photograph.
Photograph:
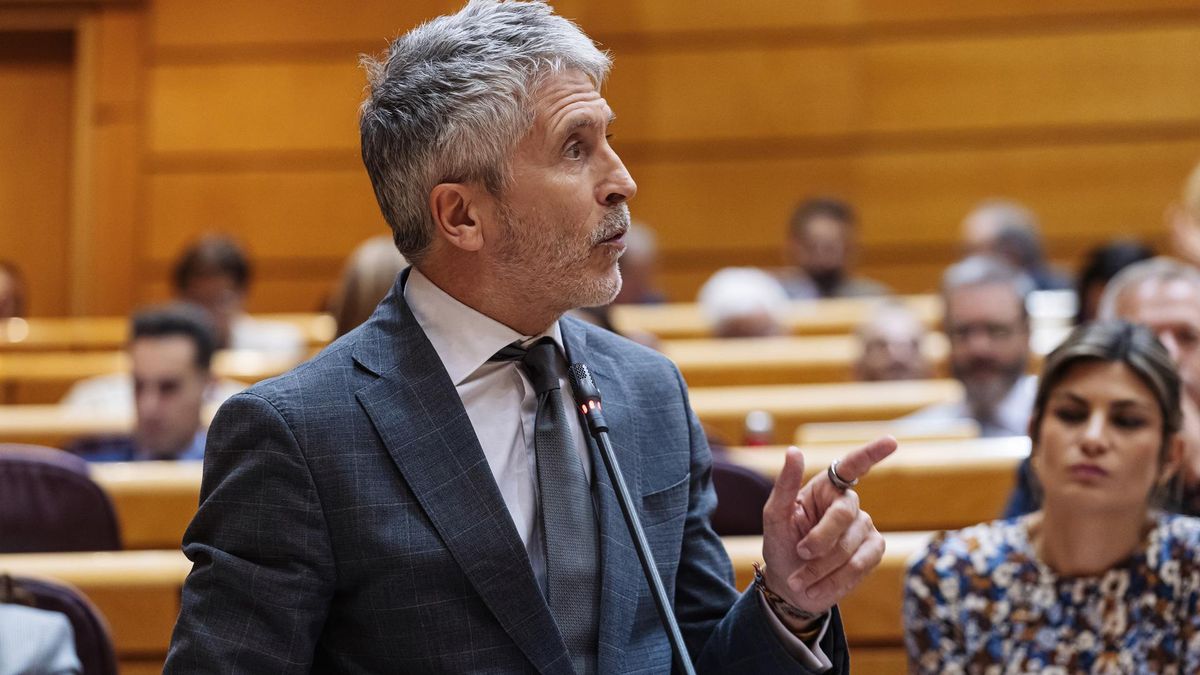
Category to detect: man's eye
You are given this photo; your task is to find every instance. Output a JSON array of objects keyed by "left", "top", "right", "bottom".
[{"left": 565, "top": 142, "right": 583, "bottom": 159}]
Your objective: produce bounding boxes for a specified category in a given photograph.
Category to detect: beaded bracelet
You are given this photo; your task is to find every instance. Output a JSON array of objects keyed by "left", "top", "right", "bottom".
[{"left": 752, "top": 562, "right": 826, "bottom": 622}]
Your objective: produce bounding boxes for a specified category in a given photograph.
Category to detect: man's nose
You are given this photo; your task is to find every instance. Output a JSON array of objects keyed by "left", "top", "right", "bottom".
[{"left": 599, "top": 149, "right": 637, "bottom": 206}]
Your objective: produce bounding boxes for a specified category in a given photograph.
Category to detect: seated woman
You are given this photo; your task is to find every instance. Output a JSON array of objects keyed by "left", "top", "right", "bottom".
[{"left": 903, "top": 319, "right": 1200, "bottom": 673}]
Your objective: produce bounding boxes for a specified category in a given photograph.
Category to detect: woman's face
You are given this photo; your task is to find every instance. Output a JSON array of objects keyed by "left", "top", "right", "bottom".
[{"left": 1032, "top": 360, "right": 1175, "bottom": 513}]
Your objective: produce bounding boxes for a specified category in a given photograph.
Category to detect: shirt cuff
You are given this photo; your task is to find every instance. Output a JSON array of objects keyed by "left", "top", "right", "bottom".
[{"left": 756, "top": 590, "right": 833, "bottom": 671}]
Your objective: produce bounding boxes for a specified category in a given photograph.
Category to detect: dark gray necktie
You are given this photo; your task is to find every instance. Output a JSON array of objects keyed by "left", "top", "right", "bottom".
[{"left": 493, "top": 337, "right": 599, "bottom": 674}]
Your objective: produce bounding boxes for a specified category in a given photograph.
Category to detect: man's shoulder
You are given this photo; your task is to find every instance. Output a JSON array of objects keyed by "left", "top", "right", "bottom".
[
  {"left": 234, "top": 328, "right": 367, "bottom": 411},
  {"left": 69, "top": 435, "right": 136, "bottom": 462}
]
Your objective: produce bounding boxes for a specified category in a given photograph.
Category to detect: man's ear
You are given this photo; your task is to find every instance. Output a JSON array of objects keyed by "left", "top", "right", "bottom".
[{"left": 430, "top": 182, "right": 486, "bottom": 252}]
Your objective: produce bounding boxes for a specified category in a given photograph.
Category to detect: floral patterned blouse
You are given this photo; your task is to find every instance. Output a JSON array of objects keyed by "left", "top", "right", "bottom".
[{"left": 903, "top": 513, "right": 1200, "bottom": 674}]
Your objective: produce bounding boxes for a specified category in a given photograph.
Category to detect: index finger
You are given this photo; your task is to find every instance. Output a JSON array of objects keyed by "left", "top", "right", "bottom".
[{"left": 827, "top": 436, "right": 897, "bottom": 484}]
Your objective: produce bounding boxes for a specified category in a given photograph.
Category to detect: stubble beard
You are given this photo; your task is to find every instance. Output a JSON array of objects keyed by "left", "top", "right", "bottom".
[
  {"left": 954, "top": 357, "right": 1026, "bottom": 420},
  {"left": 494, "top": 202, "right": 629, "bottom": 315}
]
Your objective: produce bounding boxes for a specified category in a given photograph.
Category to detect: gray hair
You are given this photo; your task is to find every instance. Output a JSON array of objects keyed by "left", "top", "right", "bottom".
[
  {"left": 965, "top": 198, "right": 1041, "bottom": 235},
  {"left": 359, "top": 0, "right": 611, "bottom": 263},
  {"left": 941, "top": 254, "right": 1036, "bottom": 319},
  {"left": 1097, "top": 256, "right": 1200, "bottom": 320}
]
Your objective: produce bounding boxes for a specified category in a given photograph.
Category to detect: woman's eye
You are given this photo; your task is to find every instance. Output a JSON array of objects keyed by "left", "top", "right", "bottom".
[
  {"left": 1113, "top": 415, "right": 1148, "bottom": 430},
  {"left": 1053, "top": 408, "right": 1086, "bottom": 424}
]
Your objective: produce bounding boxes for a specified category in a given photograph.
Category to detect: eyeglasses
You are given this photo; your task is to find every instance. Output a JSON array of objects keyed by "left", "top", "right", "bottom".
[{"left": 947, "top": 322, "right": 1020, "bottom": 343}]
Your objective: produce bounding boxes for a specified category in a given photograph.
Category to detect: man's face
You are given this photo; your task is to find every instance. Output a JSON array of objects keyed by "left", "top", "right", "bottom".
[
  {"left": 484, "top": 68, "right": 636, "bottom": 313},
  {"left": 131, "top": 335, "right": 210, "bottom": 458},
  {"left": 856, "top": 314, "right": 930, "bottom": 382},
  {"left": 792, "top": 216, "right": 849, "bottom": 286},
  {"left": 944, "top": 283, "right": 1030, "bottom": 416},
  {"left": 1113, "top": 279, "right": 1200, "bottom": 397},
  {"left": 179, "top": 274, "right": 242, "bottom": 348}
]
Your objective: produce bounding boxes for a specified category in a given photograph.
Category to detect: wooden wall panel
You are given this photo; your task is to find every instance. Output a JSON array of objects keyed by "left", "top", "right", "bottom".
[
  {"left": 560, "top": 0, "right": 1200, "bottom": 37},
  {"left": 75, "top": 6, "right": 143, "bottom": 315},
  {"left": 149, "top": 0, "right": 458, "bottom": 49},
  {"left": 607, "top": 47, "right": 860, "bottom": 144},
  {"left": 148, "top": 62, "right": 363, "bottom": 153},
  {"left": 860, "top": 25, "right": 1200, "bottom": 134},
  {"left": 0, "top": 31, "right": 74, "bottom": 316},
  {"left": 144, "top": 171, "right": 385, "bottom": 261},
  {"left": 78, "top": 0, "right": 1200, "bottom": 309}
]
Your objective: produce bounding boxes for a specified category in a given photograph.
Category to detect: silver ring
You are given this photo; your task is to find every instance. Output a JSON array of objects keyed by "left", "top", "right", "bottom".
[{"left": 827, "top": 459, "right": 858, "bottom": 491}]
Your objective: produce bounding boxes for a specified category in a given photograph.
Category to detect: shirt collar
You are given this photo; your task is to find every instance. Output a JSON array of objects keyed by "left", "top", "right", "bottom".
[
  {"left": 403, "top": 267, "right": 564, "bottom": 385},
  {"left": 994, "top": 374, "right": 1038, "bottom": 436}
]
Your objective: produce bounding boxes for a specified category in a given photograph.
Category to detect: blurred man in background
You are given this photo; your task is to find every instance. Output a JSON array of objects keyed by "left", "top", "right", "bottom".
[
  {"left": 780, "top": 197, "right": 888, "bottom": 300},
  {"left": 698, "top": 266, "right": 790, "bottom": 337},
  {"left": 853, "top": 300, "right": 932, "bottom": 382},
  {"left": 961, "top": 198, "right": 1071, "bottom": 291},
  {"left": 173, "top": 235, "right": 303, "bottom": 358},
  {"left": 904, "top": 255, "right": 1036, "bottom": 437},
  {"left": 72, "top": 304, "right": 217, "bottom": 461}
]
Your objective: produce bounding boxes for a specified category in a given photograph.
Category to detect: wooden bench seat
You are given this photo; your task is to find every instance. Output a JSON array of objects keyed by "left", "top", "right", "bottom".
[
  {"left": 689, "top": 379, "right": 963, "bottom": 445},
  {"left": 0, "top": 532, "right": 930, "bottom": 675},
  {"left": 723, "top": 436, "right": 1028, "bottom": 531},
  {"left": 611, "top": 295, "right": 942, "bottom": 340},
  {"left": 0, "top": 349, "right": 302, "bottom": 404},
  {"left": 661, "top": 333, "right": 950, "bottom": 387},
  {"left": 0, "top": 313, "right": 336, "bottom": 352},
  {"left": 0, "top": 549, "right": 190, "bottom": 675}
]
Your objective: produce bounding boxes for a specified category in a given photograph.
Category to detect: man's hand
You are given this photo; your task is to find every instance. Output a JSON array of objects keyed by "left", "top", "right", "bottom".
[{"left": 760, "top": 437, "right": 898, "bottom": 617}]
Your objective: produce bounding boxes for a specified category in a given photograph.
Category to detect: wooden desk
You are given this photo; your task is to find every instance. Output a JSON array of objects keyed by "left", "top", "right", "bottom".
[
  {"left": 0, "top": 404, "right": 218, "bottom": 448},
  {"left": 724, "top": 531, "right": 931, "bottom": 675},
  {"left": 91, "top": 461, "right": 203, "bottom": 551},
  {"left": 611, "top": 295, "right": 942, "bottom": 340},
  {"left": 723, "top": 437, "right": 1028, "bottom": 531},
  {"left": 690, "top": 379, "right": 963, "bottom": 445},
  {"left": 0, "top": 349, "right": 301, "bottom": 404},
  {"left": 0, "top": 313, "right": 336, "bottom": 352},
  {"left": 662, "top": 333, "right": 950, "bottom": 387},
  {"left": 0, "top": 534, "right": 926, "bottom": 675},
  {"left": 0, "top": 549, "right": 190, "bottom": 675}
]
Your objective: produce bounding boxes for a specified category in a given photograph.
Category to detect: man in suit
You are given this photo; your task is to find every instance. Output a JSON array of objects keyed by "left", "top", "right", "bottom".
[{"left": 166, "top": 2, "right": 893, "bottom": 672}]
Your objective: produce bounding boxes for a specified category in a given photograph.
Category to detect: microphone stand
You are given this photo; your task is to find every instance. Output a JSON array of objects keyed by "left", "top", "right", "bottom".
[{"left": 568, "top": 364, "right": 696, "bottom": 675}]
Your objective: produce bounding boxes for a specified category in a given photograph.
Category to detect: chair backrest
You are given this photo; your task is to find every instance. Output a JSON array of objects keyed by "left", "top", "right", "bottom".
[
  {"left": 710, "top": 459, "right": 773, "bottom": 536},
  {"left": 0, "top": 444, "right": 122, "bottom": 552},
  {"left": 4, "top": 575, "right": 118, "bottom": 675}
]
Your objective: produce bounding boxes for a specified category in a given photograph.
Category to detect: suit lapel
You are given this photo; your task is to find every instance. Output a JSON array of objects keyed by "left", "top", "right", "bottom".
[
  {"left": 354, "top": 276, "right": 572, "bottom": 674},
  {"left": 559, "top": 319, "right": 644, "bottom": 674}
]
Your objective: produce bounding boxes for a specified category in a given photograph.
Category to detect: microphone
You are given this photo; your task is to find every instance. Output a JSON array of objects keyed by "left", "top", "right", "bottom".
[{"left": 568, "top": 364, "right": 696, "bottom": 675}]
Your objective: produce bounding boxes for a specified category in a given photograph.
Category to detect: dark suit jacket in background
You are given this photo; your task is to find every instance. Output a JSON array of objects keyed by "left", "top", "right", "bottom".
[{"left": 165, "top": 275, "right": 849, "bottom": 673}]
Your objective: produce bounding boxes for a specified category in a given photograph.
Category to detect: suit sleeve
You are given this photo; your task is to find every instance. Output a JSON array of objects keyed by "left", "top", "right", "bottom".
[
  {"left": 165, "top": 392, "right": 336, "bottom": 673},
  {"left": 667, "top": 368, "right": 849, "bottom": 674}
]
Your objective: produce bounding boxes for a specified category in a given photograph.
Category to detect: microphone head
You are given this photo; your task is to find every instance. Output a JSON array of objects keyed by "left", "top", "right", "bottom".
[{"left": 568, "top": 363, "right": 602, "bottom": 403}]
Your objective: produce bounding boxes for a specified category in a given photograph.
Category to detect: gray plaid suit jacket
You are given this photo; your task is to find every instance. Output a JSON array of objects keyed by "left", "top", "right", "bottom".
[{"left": 165, "top": 272, "right": 849, "bottom": 673}]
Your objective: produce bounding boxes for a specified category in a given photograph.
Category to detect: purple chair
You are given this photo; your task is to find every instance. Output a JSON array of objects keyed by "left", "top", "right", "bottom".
[
  {"left": 1, "top": 574, "right": 118, "bottom": 675},
  {"left": 0, "top": 444, "right": 121, "bottom": 553},
  {"left": 710, "top": 459, "right": 773, "bottom": 536}
]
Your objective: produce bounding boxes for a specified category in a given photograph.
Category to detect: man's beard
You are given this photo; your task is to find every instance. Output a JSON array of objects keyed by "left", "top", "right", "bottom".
[
  {"left": 808, "top": 267, "right": 844, "bottom": 296},
  {"left": 493, "top": 202, "right": 630, "bottom": 314},
  {"left": 953, "top": 356, "right": 1026, "bottom": 420}
]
